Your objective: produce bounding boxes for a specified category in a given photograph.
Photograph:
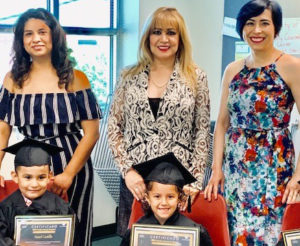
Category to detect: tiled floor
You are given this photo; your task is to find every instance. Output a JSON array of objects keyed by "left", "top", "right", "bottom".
[{"left": 92, "top": 234, "right": 122, "bottom": 246}]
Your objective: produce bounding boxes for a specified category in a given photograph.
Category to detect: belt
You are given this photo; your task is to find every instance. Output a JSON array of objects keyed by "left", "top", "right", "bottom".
[{"left": 24, "top": 131, "right": 80, "bottom": 141}]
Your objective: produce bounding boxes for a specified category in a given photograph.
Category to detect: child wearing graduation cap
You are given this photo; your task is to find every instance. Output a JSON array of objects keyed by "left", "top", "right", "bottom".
[
  {"left": 0, "top": 138, "right": 77, "bottom": 246},
  {"left": 120, "top": 152, "right": 213, "bottom": 246}
]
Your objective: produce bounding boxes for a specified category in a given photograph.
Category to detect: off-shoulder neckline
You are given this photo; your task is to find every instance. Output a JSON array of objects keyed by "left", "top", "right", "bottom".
[{"left": 1, "top": 86, "right": 92, "bottom": 96}]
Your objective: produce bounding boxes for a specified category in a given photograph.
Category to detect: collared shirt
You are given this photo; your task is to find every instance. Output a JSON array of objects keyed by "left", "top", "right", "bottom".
[{"left": 22, "top": 194, "right": 32, "bottom": 207}]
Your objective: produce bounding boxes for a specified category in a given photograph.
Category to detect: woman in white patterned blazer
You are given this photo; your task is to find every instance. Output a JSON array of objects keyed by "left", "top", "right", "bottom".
[{"left": 108, "top": 7, "right": 210, "bottom": 237}]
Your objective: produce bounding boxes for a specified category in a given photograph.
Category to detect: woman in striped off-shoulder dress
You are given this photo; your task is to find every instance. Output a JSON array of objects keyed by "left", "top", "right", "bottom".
[{"left": 0, "top": 8, "right": 102, "bottom": 246}]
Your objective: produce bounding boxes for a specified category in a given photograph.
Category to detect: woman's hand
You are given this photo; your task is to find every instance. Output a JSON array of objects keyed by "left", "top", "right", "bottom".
[
  {"left": 282, "top": 176, "right": 300, "bottom": 204},
  {"left": 50, "top": 172, "right": 74, "bottom": 197},
  {"left": 179, "top": 186, "right": 200, "bottom": 211},
  {"left": 204, "top": 168, "right": 225, "bottom": 201},
  {"left": 125, "top": 169, "right": 146, "bottom": 201}
]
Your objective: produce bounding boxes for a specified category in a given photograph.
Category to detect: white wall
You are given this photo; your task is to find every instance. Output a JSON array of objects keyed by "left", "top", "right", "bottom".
[
  {"left": 93, "top": 171, "right": 117, "bottom": 226},
  {"left": 0, "top": 128, "right": 22, "bottom": 179},
  {"left": 277, "top": 0, "right": 300, "bottom": 18},
  {"left": 139, "top": 0, "right": 225, "bottom": 121}
]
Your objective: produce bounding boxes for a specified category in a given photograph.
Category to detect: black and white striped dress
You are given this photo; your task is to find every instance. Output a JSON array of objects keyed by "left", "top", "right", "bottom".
[{"left": 0, "top": 86, "right": 102, "bottom": 246}]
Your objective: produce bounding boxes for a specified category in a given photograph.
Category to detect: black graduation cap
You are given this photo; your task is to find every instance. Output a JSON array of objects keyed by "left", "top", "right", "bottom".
[
  {"left": 134, "top": 152, "right": 196, "bottom": 188},
  {"left": 2, "top": 138, "right": 63, "bottom": 168}
]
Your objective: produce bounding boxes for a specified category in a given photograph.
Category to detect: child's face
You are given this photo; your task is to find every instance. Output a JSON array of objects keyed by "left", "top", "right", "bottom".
[
  {"left": 146, "top": 181, "right": 180, "bottom": 225},
  {"left": 11, "top": 165, "right": 52, "bottom": 200}
]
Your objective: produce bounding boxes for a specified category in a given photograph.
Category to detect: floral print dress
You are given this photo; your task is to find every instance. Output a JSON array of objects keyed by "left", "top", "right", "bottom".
[{"left": 224, "top": 55, "right": 295, "bottom": 246}]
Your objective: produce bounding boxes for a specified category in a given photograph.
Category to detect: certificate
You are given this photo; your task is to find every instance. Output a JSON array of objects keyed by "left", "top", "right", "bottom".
[
  {"left": 14, "top": 215, "right": 75, "bottom": 246},
  {"left": 282, "top": 229, "right": 300, "bottom": 246},
  {"left": 130, "top": 223, "right": 199, "bottom": 246}
]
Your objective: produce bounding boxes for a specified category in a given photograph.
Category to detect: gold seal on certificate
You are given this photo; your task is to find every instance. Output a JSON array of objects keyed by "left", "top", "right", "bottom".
[
  {"left": 130, "top": 224, "right": 200, "bottom": 246},
  {"left": 282, "top": 229, "right": 300, "bottom": 246},
  {"left": 14, "top": 215, "right": 75, "bottom": 246}
]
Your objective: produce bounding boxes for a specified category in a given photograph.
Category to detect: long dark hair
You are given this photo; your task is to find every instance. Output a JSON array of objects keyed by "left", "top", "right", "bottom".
[{"left": 11, "top": 8, "right": 74, "bottom": 88}]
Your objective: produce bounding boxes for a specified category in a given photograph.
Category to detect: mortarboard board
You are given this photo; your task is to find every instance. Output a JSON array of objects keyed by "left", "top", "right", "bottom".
[
  {"left": 2, "top": 138, "right": 63, "bottom": 168},
  {"left": 133, "top": 152, "right": 197, "bottom": 189}
]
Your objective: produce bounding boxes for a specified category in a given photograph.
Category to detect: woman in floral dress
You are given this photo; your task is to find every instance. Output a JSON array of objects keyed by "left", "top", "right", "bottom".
[{"left": 204, "top": 0, "right": 300, "bottom": 245}]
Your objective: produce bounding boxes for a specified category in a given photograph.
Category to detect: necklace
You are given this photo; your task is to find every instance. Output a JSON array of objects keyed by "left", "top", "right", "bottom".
[{"left": 150, "top": 79, "right": 169, "bottom": 88}]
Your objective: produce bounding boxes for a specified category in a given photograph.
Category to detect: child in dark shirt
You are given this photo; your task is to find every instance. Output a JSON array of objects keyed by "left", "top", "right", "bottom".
[
  {"left": 120, "top": 152, "right": 213, "bottom": 246},
  {"left": 0, "top": 138, "right": 76, "bottom": 246}
]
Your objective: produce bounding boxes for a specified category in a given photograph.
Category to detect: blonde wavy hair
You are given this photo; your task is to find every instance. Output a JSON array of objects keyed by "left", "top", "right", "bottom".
[{"left": 123, "top": 7, "right": 198, "bottom": 92}]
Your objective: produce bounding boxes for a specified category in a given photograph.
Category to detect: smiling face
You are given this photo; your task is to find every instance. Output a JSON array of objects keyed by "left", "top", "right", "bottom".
[
  {"left": 242, "top": 9, "right": 275, "bottom": 52},
  {"left": 23, "top": 18, "right": 52, "bottom": 59},
  {"left": 12, "top": 165, "right": 52, "bottom": 200},
  {"left": 149, "top": 25, "right": 179, "bottom": 63},
  {"left": 146, "top": 181, "right": 180, "bottom": 225}
]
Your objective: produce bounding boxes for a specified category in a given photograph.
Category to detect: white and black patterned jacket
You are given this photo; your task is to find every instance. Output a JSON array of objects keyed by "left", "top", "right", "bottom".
[{"left": 107, "top": 62, "right": 210, "bottom": 189}]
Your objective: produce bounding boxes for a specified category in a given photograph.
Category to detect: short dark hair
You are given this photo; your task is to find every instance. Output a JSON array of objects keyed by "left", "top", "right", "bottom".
[
  {"left": 11, "top": 8, "right": 73, "bottom": 88},
  {"left": 236, "top": 0, "right": 282, "bottom": 40}
]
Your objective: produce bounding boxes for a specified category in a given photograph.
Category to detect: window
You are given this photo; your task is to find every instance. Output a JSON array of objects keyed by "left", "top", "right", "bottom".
[
  {"left": 0, "top": 0, "right": 47, "bottom": 25},
  {"left": 59, "top": 0, "right": 111, "bottom": 28},
  {"left": 0, "top": 0, "right": 118, "bottom": 112},
  {"left": 67, "top": 35, "right": 111, "bottom": 109},
  {"left": 0, "top": 33, "right": 14, "bottom": 82}
]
